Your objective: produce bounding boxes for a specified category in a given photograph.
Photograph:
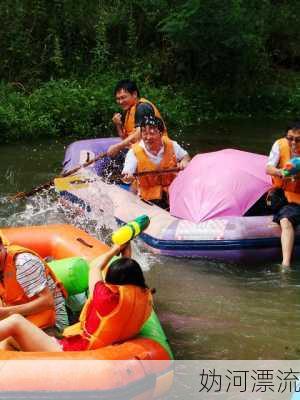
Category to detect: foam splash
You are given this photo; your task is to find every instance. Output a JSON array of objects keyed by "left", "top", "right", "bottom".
[
  {"left": 0, "top": 192, "right": 67, "bottom": 227},
  {"left": 0, "top": 174, "right": 153, "bottom": 271},
  {"left": 57, "top": 171, "right": 153, "bottom": 271}
]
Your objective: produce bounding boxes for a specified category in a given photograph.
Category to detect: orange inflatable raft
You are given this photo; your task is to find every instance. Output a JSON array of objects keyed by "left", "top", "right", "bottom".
[{"left": 0, "top": 224, "right": 173, "bottom": 399}]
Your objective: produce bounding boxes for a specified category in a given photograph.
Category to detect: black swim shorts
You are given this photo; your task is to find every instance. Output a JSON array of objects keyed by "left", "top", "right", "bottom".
[{"left": 273, "top": 203, "right": 300, "bottom": 227}]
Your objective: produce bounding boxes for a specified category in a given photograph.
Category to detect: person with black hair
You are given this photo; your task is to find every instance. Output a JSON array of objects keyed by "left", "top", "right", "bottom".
[
  {"left": 266, "top": 121, "right": 300, "bottom": 267},
  {"left": 0, "top": 243, "right": 153, "bottom": 351},
  {"left": 122, "top": 115, "right": 190, "bottom": 209},
  {"left": 107, "top": 79, "right": 168, "bottom": 158}
]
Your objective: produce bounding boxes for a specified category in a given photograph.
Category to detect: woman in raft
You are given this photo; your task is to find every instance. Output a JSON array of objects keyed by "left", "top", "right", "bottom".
[{"left": 0, "top": 243, "right": 153, "bottom": 351}]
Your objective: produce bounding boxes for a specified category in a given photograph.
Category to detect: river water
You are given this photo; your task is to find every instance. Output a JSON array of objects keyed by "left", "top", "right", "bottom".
[{"left": 1, "top": 119, "right": 300, "bottom": 360}]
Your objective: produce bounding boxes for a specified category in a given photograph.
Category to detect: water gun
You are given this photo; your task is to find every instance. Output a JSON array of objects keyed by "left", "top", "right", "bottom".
[
  {"left": 282, "top": 157, "right": 300, "bottom": 177},
  {"left": 111, "top": 215, "right": 150, "bottom": 245}
]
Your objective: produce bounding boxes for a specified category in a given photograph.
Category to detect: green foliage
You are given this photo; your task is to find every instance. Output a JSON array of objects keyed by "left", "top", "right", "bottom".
[
  {"left": 1, "top": 0, "right": 300, "bottom": 88},
  {"left": 51, "top": 36, "right": 65, "bottom": 77},
  {"left": 92, "top": 11, "right": 110, "bottom": 71},
  {"left": 2, "top": 71, "right": 300, "bottom": 143},
  {"left": 0, "top": 77, "right": 201, "bottom": 142},
  {"left": 268, "top": 1, "right": 300, "bottom": 69},
  {"left": 1, "top": 0, "right": 300, "bottom": 143},
  {"left": 0, "top": 78, "right": 116, "bottom": 142},
  {"left": 160, "top": 0, "right": 270, "bottom": 87}
]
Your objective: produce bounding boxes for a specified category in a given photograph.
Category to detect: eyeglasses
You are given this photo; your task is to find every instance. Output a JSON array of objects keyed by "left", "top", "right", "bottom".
[{"left": 286, "top": 136, "right": 300, "bottom": 143}]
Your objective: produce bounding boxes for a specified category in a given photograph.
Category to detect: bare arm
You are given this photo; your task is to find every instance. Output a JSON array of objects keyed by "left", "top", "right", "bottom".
[
  {"left": 266, "top": 141, "right": 282, "bottom": 178},
  {"left": 88, "top": 243, "right": 131, "bottom": 295},
  {"left": 0, "top": 287, "right": 54, "bottom": 320},
  {"left": 115, "top": 124, "right": 125, "bottom": 139},
  {"left": 266, "top": 164, "right": 283, "bottom": 178},
  {"left": 178, "top": 154, "right": 191, "bottom": 170},
  {"left": 107, "top": 128, "right": 141, "bottom": 158},
  {"left": 121, "top": 149, "right": 137, "bottom": 183},
  {"left": 112, "top": 113, "right": 126, "bottom": 139},
  {"left": 122, "top": 174, "right": 135, "bottom": 184}
]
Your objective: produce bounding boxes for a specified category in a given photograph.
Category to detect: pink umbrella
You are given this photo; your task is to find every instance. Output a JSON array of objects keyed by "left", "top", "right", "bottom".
[{"left": 169, "top": 149, "right": 272, "bottom": 223}]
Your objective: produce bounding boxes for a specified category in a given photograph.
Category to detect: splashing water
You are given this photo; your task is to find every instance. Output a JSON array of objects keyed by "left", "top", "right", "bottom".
[
  {"left": 0, "top": 173, "right": 153, "bottom": 271},
  {"left": 0, "top": 191, "right": 68, "bottom": 227},
  {"left": 57, "top": 171, "right": 154, "bottom": 271}
]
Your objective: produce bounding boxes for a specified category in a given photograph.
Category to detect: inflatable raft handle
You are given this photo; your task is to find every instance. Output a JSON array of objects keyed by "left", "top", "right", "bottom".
[{"left": 112, "top": 215, "right": 150, "bottom": 246}]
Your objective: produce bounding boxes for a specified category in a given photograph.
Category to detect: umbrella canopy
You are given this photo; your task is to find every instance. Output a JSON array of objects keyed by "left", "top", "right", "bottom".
[{"left": 169, "top": 149, "right": 272, "bottom": 223}]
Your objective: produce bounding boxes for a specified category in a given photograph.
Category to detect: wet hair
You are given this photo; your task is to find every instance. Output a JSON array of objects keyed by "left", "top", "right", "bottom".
[
  {"left": 105, "top": 257, "right": 148, "bottom": 289},
  {"left": 140, "top": 115, "right": 164, "bottom": 133},
  {"left": 114, "top": 80, "right": 140, "bottom": 97},
  {"left": 285, "top": 121, "right": 300, "bottom": 135}
]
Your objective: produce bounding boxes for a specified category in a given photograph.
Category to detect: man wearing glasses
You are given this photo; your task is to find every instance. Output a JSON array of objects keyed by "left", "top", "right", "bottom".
[{"left": 266, "top": 121, "right": 300, "bottom": 268}]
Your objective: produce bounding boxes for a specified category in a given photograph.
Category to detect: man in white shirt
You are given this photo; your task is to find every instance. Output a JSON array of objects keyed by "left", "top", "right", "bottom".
[
  {"left": 266, "top": 121, "right": 300, "bottom": 267},
  {"left": 122, "top": 115, "right": 190, "bottom": 209}
]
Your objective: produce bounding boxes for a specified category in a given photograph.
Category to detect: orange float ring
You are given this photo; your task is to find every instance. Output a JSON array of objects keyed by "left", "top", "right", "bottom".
[{"left": 0, "top": 224, "right": 173, "bottom": 398}]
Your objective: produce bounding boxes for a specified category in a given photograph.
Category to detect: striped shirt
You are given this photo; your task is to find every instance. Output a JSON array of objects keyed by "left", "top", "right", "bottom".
[{"left": 15, "top": 253, "right": 69, "bottom": 332}]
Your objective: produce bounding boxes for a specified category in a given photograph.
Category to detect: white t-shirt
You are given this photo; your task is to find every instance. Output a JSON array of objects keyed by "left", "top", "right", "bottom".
[
  {"left": 122, "top": 140, "right": 188, "bottom": 175},
  {"left": 266, "top": 141, "right": 280, "bottom": 167},
  {"left": 15, "top": 253, "right": 68, "bottom": 331},
  {"left": 267, "top": 140, "right": 299, "bottom": 167}
]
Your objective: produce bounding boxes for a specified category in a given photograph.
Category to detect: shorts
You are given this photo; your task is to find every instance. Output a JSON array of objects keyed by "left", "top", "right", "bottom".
[{"left": 273, "top": 203, "right": 300, "bottom": 227}]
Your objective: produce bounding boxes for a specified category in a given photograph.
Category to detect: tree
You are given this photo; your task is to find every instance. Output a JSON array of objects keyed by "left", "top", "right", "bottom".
[{"left": 160, "top": 0, "right": 270, "bottom": 88}]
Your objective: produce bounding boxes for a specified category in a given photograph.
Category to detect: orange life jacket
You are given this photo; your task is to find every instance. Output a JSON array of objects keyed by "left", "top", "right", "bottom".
[
  {"left": 132, "top": 137, "right": 177, "bottom": 201},
  {"left": 272, "top": 138, "right": 300, "bottom": 204},
  {"left": 63, "top": 284, "right": 152, "bottom": 350},
  {"left": 123, "top": 98, "right": 168, "bottom": 138},
  {"left": 0, "top": 230, "right": 9, "bottom": 246},
  {"left": 0, "top": 245, "right": 67, "bottom": 329}
]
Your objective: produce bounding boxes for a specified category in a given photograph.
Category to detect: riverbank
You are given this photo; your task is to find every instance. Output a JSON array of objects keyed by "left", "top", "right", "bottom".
[{"left": 1, "top": 71, "right": 300, "bottom": 143}]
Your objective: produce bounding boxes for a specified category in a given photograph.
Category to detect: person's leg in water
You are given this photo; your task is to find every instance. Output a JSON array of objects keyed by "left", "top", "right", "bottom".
[
  {"left": 280, "top": 218, "right": 295, "bottom": 267},
  {"left": 0, "top": 314, "right": 62, "bottom": 352},
  {"left": 274, "top": 203, "right": 300, "bottom": 268}
]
